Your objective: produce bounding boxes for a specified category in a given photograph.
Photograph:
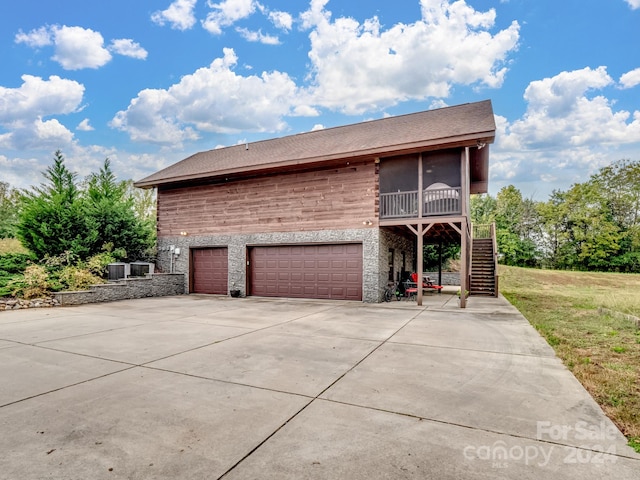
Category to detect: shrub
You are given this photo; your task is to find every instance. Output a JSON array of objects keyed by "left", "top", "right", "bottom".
[
  {"left": 10, "top": 264, "right": 49, "bottom": 299},
  {"left": 0, "top": 253, "right": 36, "bottom": 297},
  {"left": 57, "top": 266, "right": 103, "bottom": 291}
]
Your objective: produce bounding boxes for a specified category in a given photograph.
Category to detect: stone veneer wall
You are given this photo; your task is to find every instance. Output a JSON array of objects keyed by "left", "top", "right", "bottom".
[
  {"left": 54, "top": 274, "right": 185, "bottom": 306},
  {"left": 422, "top": 271, "right": 460, "bottom": 286},
  {"left": 379, "top": 229, "right": 415, "bottom": 290},
  {"left": 157, "top": 228, "right": 382, "bottom": 303}
]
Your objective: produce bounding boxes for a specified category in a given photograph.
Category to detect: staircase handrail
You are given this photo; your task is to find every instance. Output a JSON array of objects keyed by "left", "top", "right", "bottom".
[{"left": 491, "top": 222, "right": 499, "bottom": 296}]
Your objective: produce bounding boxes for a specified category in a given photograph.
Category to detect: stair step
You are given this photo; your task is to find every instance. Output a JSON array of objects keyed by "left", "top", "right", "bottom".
[{"left": 471, "top": 234, "right": 497, "bottom": 296}]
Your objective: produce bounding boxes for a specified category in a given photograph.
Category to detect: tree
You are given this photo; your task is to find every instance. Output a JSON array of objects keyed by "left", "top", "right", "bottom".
[
  {"left": 537, "top": 190, "right": 569, "bottom": 269},
  {"left": 124, "top": 180, "right": 156, "bottom": 225},
  {"left": 84, "top": 159, "right": 154, "bottom": 261},
  {"left": 0, "top": 182, "right": 20, "bottom": 238},
  {"left": 470, "top": 193, "right": 496, "bottom": 224},
  {"left": 16, "top": 151, "right": 155, "bottom": 261},
  {"left": 494, "top": 186, "right": 539, "bottom": 267},
  {"left": 17, "top": 151, "right": 94, "bottom": 259},
  {"left": 592, "top": 159, "right": 640, "bottom": 272}
]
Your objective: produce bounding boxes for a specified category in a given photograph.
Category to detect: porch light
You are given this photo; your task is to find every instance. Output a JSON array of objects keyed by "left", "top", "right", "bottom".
[{"left": 180, "top": 231, "right": 188, "bottom": 236}]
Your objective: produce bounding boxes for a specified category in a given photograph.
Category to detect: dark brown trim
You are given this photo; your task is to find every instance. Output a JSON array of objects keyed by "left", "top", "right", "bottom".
[{"left": 135, "top": 133, "right": 495, "bottom": 189}]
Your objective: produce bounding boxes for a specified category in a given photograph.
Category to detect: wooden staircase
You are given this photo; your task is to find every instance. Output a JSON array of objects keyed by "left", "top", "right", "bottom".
[{"left": 470, "top": 231, "right": 498, "bottom": 297}]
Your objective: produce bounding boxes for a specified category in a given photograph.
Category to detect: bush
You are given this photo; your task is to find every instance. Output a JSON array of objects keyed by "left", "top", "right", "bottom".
[
  {"left": 9, "top": 264, "right": 49, "bottom": 299},
  {"left": 57, "top": 266, "right": 103, "bottom": 291},
  {"left": 0, "top": 253, "right": 34, "bottom": 275},
  {"left": 0, "top": 253, "right": 36, "bottom": 297}
]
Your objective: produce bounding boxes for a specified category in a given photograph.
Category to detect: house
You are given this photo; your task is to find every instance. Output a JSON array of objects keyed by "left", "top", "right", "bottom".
[{"left": 134, "top": 100, "right": 497, "bottom": 306}]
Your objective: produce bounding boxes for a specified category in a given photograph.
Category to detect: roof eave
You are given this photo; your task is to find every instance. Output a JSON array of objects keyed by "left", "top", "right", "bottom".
[{"left": 133, "top": 130, "right": 495, "bottom": 189}]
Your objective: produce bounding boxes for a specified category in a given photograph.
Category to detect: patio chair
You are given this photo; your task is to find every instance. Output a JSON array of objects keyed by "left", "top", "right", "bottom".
[{"left": 407, "top": 272, "right": 443, "bottom": 295}]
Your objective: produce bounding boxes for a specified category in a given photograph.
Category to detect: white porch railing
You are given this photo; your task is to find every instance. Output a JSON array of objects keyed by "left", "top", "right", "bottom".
[{"left": 380, "top": 187, "right": 461, "bottom": 218}]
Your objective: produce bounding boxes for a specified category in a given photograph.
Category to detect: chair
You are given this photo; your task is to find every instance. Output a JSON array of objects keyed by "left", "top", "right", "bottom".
[{"left": 408, "top": 272, "right": 443, "bottom": 295}]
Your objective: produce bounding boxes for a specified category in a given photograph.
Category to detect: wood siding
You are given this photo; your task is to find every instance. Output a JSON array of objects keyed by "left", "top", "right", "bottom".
[{"left": 157, "top": 161, "right": 376, "bottom": 237}]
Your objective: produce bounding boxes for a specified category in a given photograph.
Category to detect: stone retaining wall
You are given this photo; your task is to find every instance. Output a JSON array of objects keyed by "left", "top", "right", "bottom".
[
  {"left": 1, "top": 297, "right": 60, "bottom": 311},
  {"left": 53, "top": 273, "right": 186, "bottom": 306}
]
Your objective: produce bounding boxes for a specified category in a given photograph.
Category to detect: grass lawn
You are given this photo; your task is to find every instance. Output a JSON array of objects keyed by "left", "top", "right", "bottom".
[{"left": 499, "top": 265, "right": 640, "bottom": 452}]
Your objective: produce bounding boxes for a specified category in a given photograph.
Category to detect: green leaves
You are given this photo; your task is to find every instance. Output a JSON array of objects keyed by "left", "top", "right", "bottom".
[
  {"left": 16, "top": 151, "right": 155, "bottom": 262},
  {"left": 471, "top": 159, "right": 640, "bottom": 272}
]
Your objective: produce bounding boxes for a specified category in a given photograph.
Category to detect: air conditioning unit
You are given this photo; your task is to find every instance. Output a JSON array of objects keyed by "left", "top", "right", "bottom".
[
  {"left": 107, "top": 262, "right": 130, "bottom": 281},
  {"left": 129, "top": 262, "right": 155, "bottom": 277}
]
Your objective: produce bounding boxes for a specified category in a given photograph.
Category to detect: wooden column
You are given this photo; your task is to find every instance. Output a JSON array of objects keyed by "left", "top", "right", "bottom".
[
  {"left": 417, "top": 226, "right": 423, "bottom": 306},
  {"left": 418, "top": 153, "right": 423, "bottom": 218},
  {"left": 460, "top": 217, "right": 468, "bottom": 308},
  {"left": 438, "top": 237, "right": 443, "bottom": 287},
  {"left": 408, "top": 223, "right": 434, "bottom": 306}
]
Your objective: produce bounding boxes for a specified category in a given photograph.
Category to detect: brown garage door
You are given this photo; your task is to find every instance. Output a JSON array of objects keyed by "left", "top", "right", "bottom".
[
  {"left": 192, "top": 248, "right": 228, "bottom": 294},
  {"left": 249, "top": 244, "right": 362, "bottom": 301}
]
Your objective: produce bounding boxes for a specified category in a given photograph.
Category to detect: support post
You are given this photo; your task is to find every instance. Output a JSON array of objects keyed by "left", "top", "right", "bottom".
[
  {"left": 460, "top": 217, "right": 468, "bottom": 308},
  {"left": 417, "top": 227, "right": 423, "bottom": 306},
  {"left": 418, "top": 153, "right": 423, "bottom": 218},
  {"left": 438, "top": 237, "right": 442, "bottom": 287}
]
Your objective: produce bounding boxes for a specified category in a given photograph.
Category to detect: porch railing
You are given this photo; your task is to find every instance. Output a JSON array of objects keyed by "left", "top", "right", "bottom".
[
  {"left": 380, "top": 187, "right": 461, "bottom": 218},
  {"left": 472, "top": 223, "right": 493, "bottom": 239},
  {"left": 379, "top": 190, "right": 418, "bottom": 218}
]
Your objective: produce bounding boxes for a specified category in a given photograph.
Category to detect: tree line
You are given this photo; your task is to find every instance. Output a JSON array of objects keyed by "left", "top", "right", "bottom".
[{"left": 472, "top": 159, "right": 640, "bottom": 272}]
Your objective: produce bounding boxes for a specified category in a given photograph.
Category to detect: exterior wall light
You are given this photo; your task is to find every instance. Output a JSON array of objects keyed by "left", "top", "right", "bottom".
[{"left": 180, "top": 231, "right": 188, "bottom": 236}]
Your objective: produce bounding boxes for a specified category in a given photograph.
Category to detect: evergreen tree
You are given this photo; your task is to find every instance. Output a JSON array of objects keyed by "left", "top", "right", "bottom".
[
  {"left": 84, "top": 159, "right": 154, "bottom": 260},
  {"left": 17, "top": 151, "right": 94, "bottom": 259}
]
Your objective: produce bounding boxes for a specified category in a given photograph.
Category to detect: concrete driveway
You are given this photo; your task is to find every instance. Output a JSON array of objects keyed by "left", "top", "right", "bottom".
[{"left": 0, "top": 293, "right": 638, "bottom": 479}]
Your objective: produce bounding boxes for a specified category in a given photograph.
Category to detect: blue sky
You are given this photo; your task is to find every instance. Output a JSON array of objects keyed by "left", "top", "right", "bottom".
[{"left": 1, "top": 0, "right": 639, "bottom": 200}]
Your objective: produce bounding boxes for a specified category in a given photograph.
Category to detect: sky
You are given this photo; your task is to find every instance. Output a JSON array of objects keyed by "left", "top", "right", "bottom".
[{"left": 1, "top": 0, "right": 639, "bottom": 201}]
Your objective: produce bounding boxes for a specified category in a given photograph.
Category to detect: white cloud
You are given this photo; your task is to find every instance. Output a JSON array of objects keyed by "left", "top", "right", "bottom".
[
  {"left": 1, "top": 117, "right": 75, "bottom": 151},
  {"left": 236, "top": 27, "right": 280, "bottom": 44},
  {"left": 503, "top": 67, "right": 640, "bottom": 149},
  {"left": 14, "top": 26, "right": 52, "bottom": 47},
  {"left": 0, "top": 74, "right": 83, "bottom": 151},
  {"left": 152, "top": 0, "right": 198, "bottom": 30},
  {"left": 625, "top": 0, "right": 640, "bottom": 9},
  {"left": 77, "top": 118, "right": 94, "bottom": 131},
  {"left": 51, "top": 25, "right": 112, "bottom": 70},
  {"left": 0, "top": 74, "right": 85, "bottom": 124},
  {"left": 110, "top": 48, "right": 307, "bottom": 145},
  {"left": 292, "top": 105, "right": 319, "bottom": 116},
  {"left": 620, "top": 68, "right": 640, "bottom": 89},
  {"left": 109, "top": 39, "right": 148, "bottom": 60},
  {"left": 203, "top": 0, "right": 258, "bottom": 34},
  {"left": 15, "top": 25, "right": 146, "bottom": 69},
  {"left": 300, "top": 0, "right": 520, "bottom": 114},
  {"left": 491, "top": 67, "right": 640, "bottom": 198},
  {"left": 0, "top": 154, "right": 44, "bottom": 189},
  {"left": 269, "top": 10, "right": 293, "bottom": 31},
  {"left": 311, "top": 124, "right": 325, "bottom": 131}
]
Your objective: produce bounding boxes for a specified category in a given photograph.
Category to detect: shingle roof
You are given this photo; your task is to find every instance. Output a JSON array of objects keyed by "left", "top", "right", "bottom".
[{"left": 135, "top": 100, "right": 495, "bottom": 188}]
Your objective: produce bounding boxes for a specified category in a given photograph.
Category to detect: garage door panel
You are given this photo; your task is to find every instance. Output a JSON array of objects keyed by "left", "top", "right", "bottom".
[
  {"left": 192, "top": 248, "right": 228, "bottom": 295},
  {"left": 250, "top": 244, "right": 362, "bottom": 301}
]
